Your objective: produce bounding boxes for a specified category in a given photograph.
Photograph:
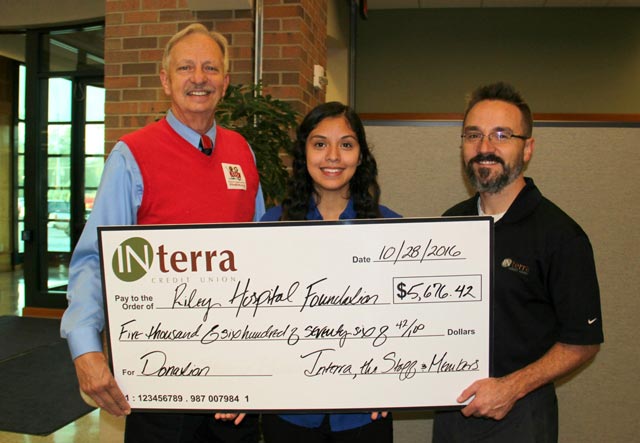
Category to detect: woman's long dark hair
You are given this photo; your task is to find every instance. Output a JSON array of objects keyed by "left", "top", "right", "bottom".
[{"left": 280, "top": 101, "right": 382, "bottom": 220}]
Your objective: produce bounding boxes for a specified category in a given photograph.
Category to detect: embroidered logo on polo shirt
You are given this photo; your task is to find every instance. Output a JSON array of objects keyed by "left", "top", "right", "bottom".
[
  {"left": 221, "top": 163, "right": 247, "bottom": 190},
  {"left": 501, "top": 258, "right": 530, "bottom": 275}
]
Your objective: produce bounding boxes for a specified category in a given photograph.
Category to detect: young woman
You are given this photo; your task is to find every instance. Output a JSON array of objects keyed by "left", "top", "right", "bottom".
[{"left": 260, "top": 101, "right": 398, "bottom": 442}]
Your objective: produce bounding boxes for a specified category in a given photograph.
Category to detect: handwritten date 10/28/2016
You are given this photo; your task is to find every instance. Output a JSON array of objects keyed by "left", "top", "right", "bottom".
[{"left": 377, "top": 238, "right": 462, "bottom": 264}]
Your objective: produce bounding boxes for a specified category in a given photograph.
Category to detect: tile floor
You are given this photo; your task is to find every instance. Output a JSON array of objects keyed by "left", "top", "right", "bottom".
[{"left": 0, "top": 269, "right": 126, "bottom": 443}]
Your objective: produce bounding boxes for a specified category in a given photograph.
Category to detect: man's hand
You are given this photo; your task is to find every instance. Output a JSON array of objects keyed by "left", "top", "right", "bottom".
[
  {"left": 458, "top": 343, "right": 600, "bottom": 421},
  {"left": 370, "top": 411, "right": 389, "bottom": 420},
  {"left": 214, "top": 413, "right": 246, "bottom": 425},
  {"left": 457, "top": 377, "right": 518, "bottom": 420},
  {"left": 74, "top": 352, "right": 131, "bottom": 417}
]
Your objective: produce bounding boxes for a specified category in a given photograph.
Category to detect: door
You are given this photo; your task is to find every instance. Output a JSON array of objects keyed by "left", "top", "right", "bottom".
[
  {"left": 45, "top": 77, "right": 105, "bottom": 290},
  {"left": 21, "top": 25, "right": 104, "bottom": 312}
]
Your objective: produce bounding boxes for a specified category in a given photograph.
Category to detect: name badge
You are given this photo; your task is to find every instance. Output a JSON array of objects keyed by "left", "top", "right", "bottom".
[{"left": 221, "top": 163, "right": 247, "bottom": 190}]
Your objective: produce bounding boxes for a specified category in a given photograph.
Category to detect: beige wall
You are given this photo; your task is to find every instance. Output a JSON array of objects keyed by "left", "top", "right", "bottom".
[
  {"left": 356, "top": 8, "right": 640, "bottom": 114},
  {"left": 367, "top": 122, "right": 640, "bottom": 441},
  {"left": 0, "top": 0, "right": 103, "bottom": 28},
  {"left": 357, "top": 11, "right": 640, "bottom": 437},
  {"left": 326, "top": 0, "right": 351, "bottom": 104}
]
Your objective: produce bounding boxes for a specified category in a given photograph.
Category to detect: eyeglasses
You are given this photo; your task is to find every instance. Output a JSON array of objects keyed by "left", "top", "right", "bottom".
[{"left": 461, "top": 130, "right": 529, "bottom": 145}]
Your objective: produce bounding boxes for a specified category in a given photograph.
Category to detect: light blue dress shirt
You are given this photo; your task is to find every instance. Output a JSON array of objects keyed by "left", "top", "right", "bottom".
[{"left": 61, "top": 110, "right": 265, "bottom": 359}]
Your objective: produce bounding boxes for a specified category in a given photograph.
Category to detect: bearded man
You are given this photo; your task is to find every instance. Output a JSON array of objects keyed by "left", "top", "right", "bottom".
[{"left": 433, "top": 82, "right": 604, "bottom": 443}]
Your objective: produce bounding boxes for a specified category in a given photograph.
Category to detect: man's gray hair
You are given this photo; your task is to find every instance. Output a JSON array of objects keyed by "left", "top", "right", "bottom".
[{"left": 162, "top": 23, "right": 229, "bottom": 74}]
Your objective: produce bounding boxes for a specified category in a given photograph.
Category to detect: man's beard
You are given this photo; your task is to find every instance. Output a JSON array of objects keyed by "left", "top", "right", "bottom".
[{"left": 465, "top": 152, "right": 524, "bottom": 194}]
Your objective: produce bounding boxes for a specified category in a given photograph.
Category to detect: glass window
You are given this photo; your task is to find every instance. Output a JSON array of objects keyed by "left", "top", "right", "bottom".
[
  {"left": 85, "top": 123, "right": 104, "bottom": 155},
  {"left": 48, "top": 78, "right": 72, "bottom": 122},
  {"left": 47, "top": 188, "right": 71, "bottom": 253},
  {"left": 86, "top": 85, "right": 105, "bottom": 121},
  {"left": 16, "top": 24, "right": 104, "bottom": 302},
  {"left": 17, "top": 122, "right": 25, "bottom": 173},
  {"left": 47, "top": 123, "right": 72, "bottom": 155},
  {"left": 16, "top": 134, "right": 25, "bottom": 249},
  {"left": 84, "top": 83, "right": 105, "bottom": 220},
  {"left": 41, "top": 26, "right": 104, "bottom": 73},
  {"left": 47, "top": 93, "right": 71, "bottom": 253},
  {"left": 47, "top": 155, "right": 71, "bottom": 189},
  {"left": 47, "top": 38, "right": 78, "bottom": 72},
  {"left": 18, "top": 65, "right": 26, "bottom": 120},
  {"left": 85, "top": 156, "right": 104, "bottom": 189},
  {"left": 17, "top": 66, "right": 26, "bottom": 254},
  {"left": 17, "top": 187, "right": 24, "bottom": 254}
]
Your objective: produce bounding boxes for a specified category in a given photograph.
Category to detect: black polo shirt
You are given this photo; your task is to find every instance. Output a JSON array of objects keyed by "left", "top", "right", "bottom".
[{"left": 444, "top": 177, "right": 604, "bottom": 377}]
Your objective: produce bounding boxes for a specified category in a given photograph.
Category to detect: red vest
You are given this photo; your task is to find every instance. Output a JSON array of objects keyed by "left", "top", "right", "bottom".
[{"left": 121, "top": 118, "right": 259, "bottom": 225}]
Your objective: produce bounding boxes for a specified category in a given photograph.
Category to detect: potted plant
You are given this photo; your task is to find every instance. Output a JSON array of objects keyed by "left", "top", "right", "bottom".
[{"left": 216, "top": 83, "right": 299, "bottom": 207}]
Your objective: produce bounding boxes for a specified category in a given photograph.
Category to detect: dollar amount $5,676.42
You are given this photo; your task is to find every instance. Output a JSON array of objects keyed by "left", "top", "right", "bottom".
[{"left": 394, "top": 277, "right": 479, "bottom": 303}]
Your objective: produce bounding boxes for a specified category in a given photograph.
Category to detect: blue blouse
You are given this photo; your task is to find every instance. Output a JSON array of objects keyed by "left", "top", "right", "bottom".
[
  {"left": 261, "top": 198, "right": 400, "bottom": 222},
  {"left": 260, "top": 198, "right": 400, "bottom": 431}
]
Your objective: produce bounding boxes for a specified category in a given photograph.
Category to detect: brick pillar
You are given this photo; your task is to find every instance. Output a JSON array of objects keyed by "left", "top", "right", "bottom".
[
  {"left": 262, "top": 0, "right": 327, "bottom": 116},
  {"left": 104, "top": 0, "right": 327, "bottom": 151}
]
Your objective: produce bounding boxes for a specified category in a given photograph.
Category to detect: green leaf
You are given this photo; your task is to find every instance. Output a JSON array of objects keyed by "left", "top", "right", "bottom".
[{"left": 216, "top": 83, "right": 299, "bottom": 207}]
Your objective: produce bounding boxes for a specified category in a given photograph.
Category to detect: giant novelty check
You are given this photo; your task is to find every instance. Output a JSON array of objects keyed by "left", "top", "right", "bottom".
[{"left": 99, "top": 217, "right": 493, "bottom": 412}]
